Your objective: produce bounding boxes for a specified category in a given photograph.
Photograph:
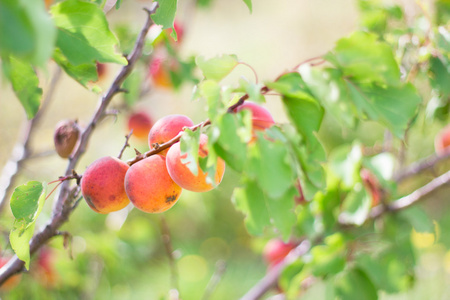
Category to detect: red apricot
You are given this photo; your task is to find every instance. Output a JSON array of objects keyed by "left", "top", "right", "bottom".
[
  {"left": 148, "top": 114, "right": 194, "bottom": 155},
  {"left": 127, "top": 111, "right": 153, "bottom": 140},
  {"left": 166, "top": 134, "right": 226, "bottom": 192},
  {"left": 54, "top": 119, "right": 80, "bottom": 158},
  {"left": 435, "top": 125, "right": 450, "bottom": 155},
  {"left": 263, "top": 239, "right": 296, "bottom": 267},
  {"left": 125, "top": 155, "right": 182, "bottom": 213},
  {"left": 81, "top": 156, "right": 130, "bottom": 214},
  {"left": 34, "top": 247, "right": 58, "bottom": 288},
  {"left": 0, "top": 257, "right": 22, "bottom": 290},
  {"left": 149, "top": 55, "right": 173, "bottom": 88},
  {"left": 234, "top": 101, "right": 275, "bottom": 131}
]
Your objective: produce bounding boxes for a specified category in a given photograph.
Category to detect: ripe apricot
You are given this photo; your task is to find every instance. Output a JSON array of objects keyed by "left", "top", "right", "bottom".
[
  {"left": 166, "top": 134, "right": 226, "bottom": 192},
  {"left": 54, "top": 119, "right": 80, "bottom": 158},
  {"left": 125, "top": 155, "right": 182, "bottom": 213},
  {"left": 127, "top": 111, "right": 153, "bottom": 140},
  {"left": 148, "top": 114, "right": 194, "bottom": 155},
  {"left": 0, "top": 257, "right": 22, "bottom": 291},
  {"left": 149, "top": 55, "right": 173, "bottom": 88},
  {"left": 263, "top": 239, "right": 296, "bottom": 267},
  {"left": 234, "top": 101, "right": 275, "bottom": 131},
  {"left": 81, "top": 156, "right": 130, "bottom": 214},
  {"left": 435, "top": 125, "right": 450, "bottom": 155}
]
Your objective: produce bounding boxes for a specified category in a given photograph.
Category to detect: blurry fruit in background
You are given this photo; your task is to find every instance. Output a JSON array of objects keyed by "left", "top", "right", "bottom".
[
  {"left": 54, "top": 119, "right": 81, "bottom": 159},
  {"left": 34, "top": 247, "right": 58, "bottom": 288},
  {"left": 148, "top": 53, "right": 178, "bottom": 89},
  {"left": 360, "top": 168, "right": 382, "bottom": 207},
  {"left": 263, "top": 239, "right": 296, "bottom": 268},
  {"left": 81, "top": 156, "right": 130, "bottom": 214},
  {"left": 127, "top": 111, "right": 153, "bottom": 140},
  {"left": 435, "top": 125, "right": 450, "bottom": 155},
  {"left": 96, "top": 62, "right": 108, "bottom": 82},
  {"left": 234, "top": 101, "right": 275, "bottom": 131},
  {"left": 166, "top": 134, "right": 226, "bottom": 192}
]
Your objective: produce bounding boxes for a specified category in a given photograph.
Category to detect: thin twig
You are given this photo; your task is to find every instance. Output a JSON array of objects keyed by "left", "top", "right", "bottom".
[
  {"left": 202, "top": 260, "right": 227, "bottom": 300},
  {"left": 159, "top": 216, "right": 179, "bottom": 292},
  {"left": 0, "top": 3, "right": 160, "bottom": 285},
  {"left": 0, "top": 66, "right": 63, "bottom": 213},
  {"left": 117, "top": 130, "right": 133, "bottom": 159}
]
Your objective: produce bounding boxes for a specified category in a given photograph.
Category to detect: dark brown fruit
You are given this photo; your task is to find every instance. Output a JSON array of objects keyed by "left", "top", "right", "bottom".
[{"left": 54, "top": 120, "right": 80, "bottom": 158}]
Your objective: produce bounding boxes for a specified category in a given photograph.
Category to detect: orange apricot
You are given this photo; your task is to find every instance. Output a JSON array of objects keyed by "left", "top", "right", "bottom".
[
  {"left": 148, "top": 114, "right": 194, "bottom": 155},
  {"left": 127, "top": 111, "right": 153, "bottom": 140},
  {"left": 81, "top": 156, "right": 130, "bottom": 214},
  {"left": 435, "top": 125, "right": 450, "bottom": 155},
  {"left": 149, "top": 55, "right": 173, "bottom": 88},
  {"left": 234, "top": 101, "right": 275, "bottom": 131},
  {"left": 125, "top": 155, "right": 182, "bottom": 213},
  {"left": 166, "top": 134, "right": 226, "bottom": 192}
]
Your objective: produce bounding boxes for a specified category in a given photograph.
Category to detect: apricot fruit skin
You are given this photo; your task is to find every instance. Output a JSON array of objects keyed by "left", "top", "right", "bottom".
[
  {"left": 148, "top": 114, "right": 194, "bottom": 155},
  {"left": 149, "top": 55, "right": 173, "bottom": 89},
  {"left": 435, "top": 125, "right": 450, "bottom": 155},
  {"left": 234, "top": 101, "right": 275, "bottom": 130},
  {"left": 166, "top": 134, "right": 226, "bottom": 192},
  {"left": 81, "top": 156, "right": 130, "bottom": 214},
  {"left": 263, "top": 239, "right": 296, "bottom": 267},
  {"left": 127, "top": 111, "right": 153, "bottom": 140},
  {"left": 125, "top": 155, "right": 182, "bottom": 213},
  {"left": 54, "top": 119, "right": 80, "bottom": 158}
]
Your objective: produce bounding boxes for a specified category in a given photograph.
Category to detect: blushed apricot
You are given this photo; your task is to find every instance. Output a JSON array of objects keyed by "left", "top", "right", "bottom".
[
  {"left": 166, "top": 134, "right": 225, "bottom": 192},
  {"left": 435, "top": 125, "right": 450, "bottom": 155},
  {"left": 81, "top": 156, "right": 130, "bottom": 214},
  {"left": 148, "top": 114, "right": 194, "bottom": 155},
  {"left": 127, "top": 111, "right": 153, "bottom": 140},
  {"left": 125, "top": 155, "right": 182, "bottom": 213},
  {"left": 234, "top": 101, "right": 275, "bottom": 130}
]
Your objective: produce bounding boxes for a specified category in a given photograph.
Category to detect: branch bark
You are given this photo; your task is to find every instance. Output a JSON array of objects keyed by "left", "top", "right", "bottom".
[{"left": 0, "top": 3, "right": 159, "bottom": 285}]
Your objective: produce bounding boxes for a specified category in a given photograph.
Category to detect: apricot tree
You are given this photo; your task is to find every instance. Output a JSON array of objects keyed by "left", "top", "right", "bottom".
[{"left": 0, "top": 0, "right": 449, "bottom": 299}]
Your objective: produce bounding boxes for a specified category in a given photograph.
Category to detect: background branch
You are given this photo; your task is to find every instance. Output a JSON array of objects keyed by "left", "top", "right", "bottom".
[{"left": 0, "top": 3, "right": 159, "bottom": 285}]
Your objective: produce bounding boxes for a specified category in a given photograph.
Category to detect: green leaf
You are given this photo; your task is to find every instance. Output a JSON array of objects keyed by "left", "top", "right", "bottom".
[
  {"left": 9, "top": 181, "right": 46, "bottom": 269},
  {"left": 310, "top": 233, "right": 346, "bottom": 276},
  {"left": 52, "top": 49, "right": 100, "bottom": 90},
  {"left": 180, "top": 128, "right": 201, "bottom": 176},
  {"left": 151, "top": 0, "right": 177, "bottom": 30},
  {"left": 347, "top": 82, "right": 421, "bottom": 138},
  {"left": 123, "top": 69, "right": 143, "bottom": 106},
  {"left": 232, "top": 180, "right": 271, "bottom": 236},
  {"left": 242, "top": 0, "right": 252, "bottom": 13},
  {"left": 3, "top": 56, "right": 42, "bottom": 119},
  {"left": 246, "top": 133, "right": 296, "bottom": 199},
  {"left": 265, "top": 188, "right": 297, "bottom": 240},
  {"left": 326, "top": 31, "right": 401, "bottom": 86},
  {"left": 329, "top": 144, "right": 362, "bottom": 189},
  {"left": 339, "top": 185, "right": 371, "bottom": 225},
  {"left": 399, "top": 206, "right": 435, "bottom": 233},
  {"left": 0, "top": 0, "right": 56, "bottom": 66},
  {"left": 334, "top": 268, "right": 378, "bottom": 300},
  {"left": 198, "top": 80, "right": 224, "bottom": 121},
  {"left": 212, "top": 113, "right": 249, "bottom": 172},
  {"left": 51, "top": 0, "right": 127, "bottom": 65},
  {"left": 429, "top": 56, "right": 450, "bottom": 97},
  {"left": 267, "top": 73, "right": 324, "bottom": 151},
  {"left": 196, "top": 54, "right": 238, "bottom": 81}
]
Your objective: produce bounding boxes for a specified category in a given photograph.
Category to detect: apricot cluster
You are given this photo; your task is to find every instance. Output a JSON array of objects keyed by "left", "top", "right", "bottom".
[{"left": 80, "top": 101, "right": 275, "bottom": 214}]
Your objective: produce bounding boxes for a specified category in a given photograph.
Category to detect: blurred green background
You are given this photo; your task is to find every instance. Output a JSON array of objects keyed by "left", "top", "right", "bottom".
[{"left": 1, "top": 0, "right": 449, "bottom": 299}]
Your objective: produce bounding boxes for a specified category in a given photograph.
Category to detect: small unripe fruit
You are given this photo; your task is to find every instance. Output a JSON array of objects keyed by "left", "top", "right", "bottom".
[
  {"left": 54, "top": 119, "right": 80, "bottom": 158},
  {"left": 81, "top": 156, "right": 130, "bottom": 214},
  {"left": 148, "top": 114, "right": 194, "bottom": 155},
  {"left": 125, "top": 155, "right": 182, "bottom": 213},
  {"left": 127, "top": 111, "right": 153, "bottom": 140},
  {"left": 435, "top": 125, "right": 450, "bottom": 155},
  {"left": 234, "top": 101, "right": 275, "bottom": 131},
  {"left": 166, "top": 134, "right": 226, "bottom": 192}
]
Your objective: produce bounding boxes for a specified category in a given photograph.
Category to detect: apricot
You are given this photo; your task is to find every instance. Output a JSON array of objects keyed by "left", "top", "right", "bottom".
[
  {"left": 149, "top": 55, "right": 173, "bottom": 88},
  {"left": 263, "top": 239, "right": 296, "bottom": 267},
  {"left": 125, "top": 155, "right": 182, "bottom": 213},
  {"left": 435, "top": 125, "right": 450, "bottom": 155},
  {"left": 127, "top": 111, "right": 153, "bottom": 140},
  {"left": 81, "top": 156, "right": 130, "bottom": 214},
  {"left": 234, "top": 101, "right": 275, "bottom": 131},
  {"left": 148, "top": 114, "right": 194, "bottom": 155},
  {"left": 0, "top": 257, "right": 22, "bottom": 291},
  {"left": 53, "top": 119, "right": 80, "bottom": 158},
  {"left": 34, "top": 247, "right": 58, "bottom": 288},
  {"left": 166, "top": 134, "right": 226, "bottom": 192}
]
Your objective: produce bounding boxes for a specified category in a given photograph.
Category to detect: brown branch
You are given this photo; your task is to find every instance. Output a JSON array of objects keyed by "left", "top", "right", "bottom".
[
  {"left": 0, "top": 66, "right": 62, "bottom": 213},
  {"left": 240, "top": 240, "right": 311, "bottom": 300},
  {"left": 202, "top": 260, "right": 227, "bottom": 300},
  {"left": 117, "top": 130, "right": 134, "bottom": 159},
  {"left": 0, "top": 3, "right": 159, "bottom": 285},
  {"left": 159, "top": 216, "right": 179, "bottom": 292},
  {"left": 393, "top": 149, "right": 450, "bottom": 182}
]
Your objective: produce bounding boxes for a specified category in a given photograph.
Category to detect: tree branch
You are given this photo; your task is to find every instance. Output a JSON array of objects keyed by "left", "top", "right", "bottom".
[{"left": 0, "top": 3, "right": 159, "bottom": 285}]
